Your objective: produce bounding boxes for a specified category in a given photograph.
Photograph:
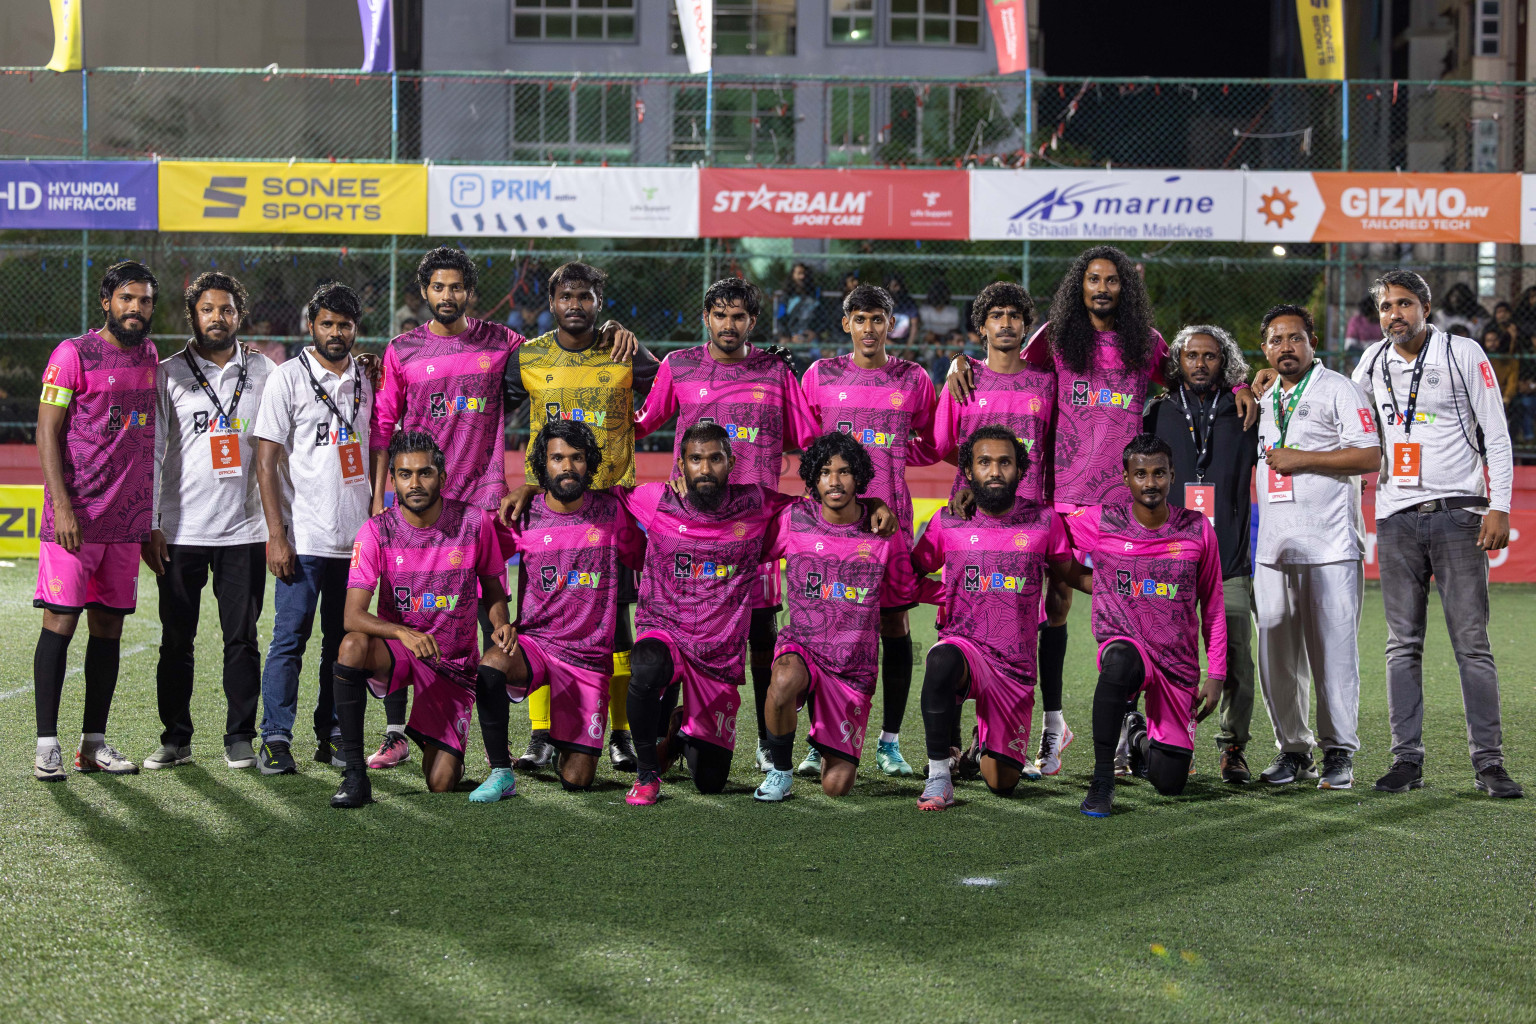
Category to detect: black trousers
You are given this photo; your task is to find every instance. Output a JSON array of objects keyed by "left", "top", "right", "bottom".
[{"left": 155, "top": 542, "right": 266, "bottom": 747}]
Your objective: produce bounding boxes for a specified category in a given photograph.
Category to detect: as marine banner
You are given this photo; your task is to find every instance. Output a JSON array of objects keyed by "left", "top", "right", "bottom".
[{"left": 158, "top": 161, "right": 426, "bottom": 234}]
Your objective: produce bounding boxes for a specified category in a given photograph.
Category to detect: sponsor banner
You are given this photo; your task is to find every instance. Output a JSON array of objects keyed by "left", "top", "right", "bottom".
[
  {"left": 0, "top": 485, "right": 44, "bottom": 558},
  {"left": 1246, "top": 172, "right": 1521, "bottom": 244},
  {"left": 158, "top": 161, "right": 426, "bottom": 234},
  {"left": 1362, "top": 504, "right": 1536, "bottom": 582},
  {"left": 0, "top": 161, "right": 158, "bottom": 230},
  {"left": 675, "top": 0, "right": 713, "bottom": 75},
  {"left": 428, "top": 166, "right": 698, "bottom": 238},
  {"left": 700, "top": 168, "right": 967, "bottom": 239},
  {"left": 1296, "top": 0, "right": 1345, "bottom": 80},
  {"left": 970, "top": 169, "right": 1245, "bottom": 242},
  {"left": 986, "top": 0, "right": 1029, "bottom": 75},
  {"left": 358, "top": 0, "right": 394, "bottom": 73}
]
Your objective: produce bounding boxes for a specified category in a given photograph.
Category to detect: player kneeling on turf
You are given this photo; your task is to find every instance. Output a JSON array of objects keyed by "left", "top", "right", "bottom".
[
  {"left": 754, "top": 431, "right": 917, "bottom": 801},
  {"left": 329, "top": 432, "right": 517, "bottom": 808},
  {"left": 473, "top": 419, "right": 646, "bottom": 801},
  {"left": 912, "top": 426, "right": 1081, "bottom": 811},
  {"left": 1066, "top": 434, "right": 1226, "bottom": 819}
]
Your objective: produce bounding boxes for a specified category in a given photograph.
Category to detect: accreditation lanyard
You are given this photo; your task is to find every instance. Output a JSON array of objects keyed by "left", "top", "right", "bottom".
[
  {"left": 1270, "top": 360, "right": 1318, "bottom": 450},
  {"left": 184, "top": 348, "right": 248, "bottom": 428},
  {"left": 1176, "top": 387, "right": 1218, "bottom": 482},
  {"left": 1380, "top": 345, "right": 1429, "bottom": 439},
  {"left": 301, "top": 349, "right": 361, "bottom": 435}
]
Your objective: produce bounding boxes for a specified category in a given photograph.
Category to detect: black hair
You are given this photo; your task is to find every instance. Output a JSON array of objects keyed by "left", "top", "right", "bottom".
[
  {"left": 679, "top": 421, "right": 733, "bottom": 463},
  {"left": 925, "top": 276, "right": 951, "bottom": 307},
  {"left": 842, "top": 284, "right": 894, "bottom": 318},
  {"left": 530, "top": 419, "right": 603, "bottom": 489},
  {"left": 798, "top": 431, "right": 874, "bottom": 497},
  {"left": 99, "top": 260, "right": 158, "bottom": 306},
  {"left": 547, "top": 261, "right": 607, "bottom": 306},
  {"left": 970, "top": 281, "right": 1035, "bottom": 333},
  {"left": 416, "top": 245, "right": 478, "bottom": 294},
  {"left": 184, "top": 271, "right": 248, "bottom": 328},
  {"left": 306, "top": 281, "right": 362, "bottom": 326},
  {"left": 1048, "top": 245, "right": 1156, "bottom": 375},
  {"left": 387, "top": 430, "right": 447, "bottom": 475},
  {"left": 701, "top": 277, "right": 761, "bottom": 319},
  {"left": 1122, "top": 432, "right": 1174, "bottom": 469},
  {"left": 958, "top": 424, "right": 1029, "bottom": 476},
  {"left": 1260, "top": 303, "right": 1315, "bottom": 341},
  {"left": 1370, "top": 269, "right": 1432, "bottom": 311},
  {"left": 783, "top": 262, "right": 817, "bottom": 296},
  {"left": 1359, "top": 295, "right": 1378, "bottom": 318}
]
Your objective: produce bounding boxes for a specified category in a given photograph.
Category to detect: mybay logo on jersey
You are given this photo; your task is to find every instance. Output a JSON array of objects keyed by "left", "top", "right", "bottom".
[
  {"left": 962, "top": 564, "right": 1031, "bottom": 593},
  {"left": 835, "top": 420, "right": 899, "bottom": 449},
  {"left": 1070, "top": 381, "right": 1136, "bottom": 409},
  {"left": 313, "top": 423, "right": 361, "bottom": 447},
  {"left": 159, "top": 162, "right": 426, "bottom": 235},
  {"left": 392, "top": 587, "right": 460, "bottom": 613},
  {"left": 803, "top": 570, "right": 873, "bottom": 603},
  {"left": 543, "top": 401, "right": 607, "bottom": 428},
  {"left": 538, "top": 564, "right": 605, "bottom": 593},
  {"left": 190, "top": 411, "right": 253, "bottom": 435},
  {"left": 429, "top": 392, "right": 492, "bottom": 418},
  {"left": 673, "top": 553, "right": 739, "bottom": 580},
  {"left": 969, "top": 170, "right": 1244, "bottom": 242},
  {"left": 695, "top": 416, "right": 760, "bottom": 444},
  {"left": 1115, "top": 569, "right": 1180, "bottom": 599},
  {"left": 106, "top": 405, "right": 151, "bottom": 432}
]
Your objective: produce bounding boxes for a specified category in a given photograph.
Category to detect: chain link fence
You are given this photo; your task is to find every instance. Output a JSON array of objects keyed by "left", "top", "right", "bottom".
[{"left": 3, "top": 67, "right": 1535, "bottom": 449}]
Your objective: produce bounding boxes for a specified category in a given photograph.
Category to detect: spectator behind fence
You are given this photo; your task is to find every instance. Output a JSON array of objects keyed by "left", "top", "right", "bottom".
[
  {"left": 1481, "top": 325, "right": 1519, "bottom": 412},
  {"left": 1515, "top": 337, "right": 1536, "bottom": 443},
  {"left": 1344, "top": 295, "right": 1379, "bottom": 354},
  {"left": 250, "top": 277, "right": 299, "bottom": 338},
  {"left": 391, "top": 290, "right": 426, "bottom": 336},
  {"left": 1432, "top": 282, "right": 1489, "bottom": 339},
  {"left": 1514, "top": 284, "right": 1536, "bottom": 341},
  {"left": 778, "top": 262, "right": 821, "bottom": 336},
  {"left": 919, "top": 277, "right": 960, "bottom": 340},
  {"left": 887, "top": 274, "right": 919, "bottom": 343},
  {"left": 1490, "top": 301, "right": 1521, "bottom": 352}
]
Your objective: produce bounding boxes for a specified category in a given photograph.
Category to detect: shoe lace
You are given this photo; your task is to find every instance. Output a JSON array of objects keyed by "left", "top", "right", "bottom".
[
  {"left": 1481, "top": 762, "right": 1512, "bottom": 782},
  {"left": 1037, "top": 731, "right": 1059, "bottom": 758},
  {"left": 1088, "top": 776, "right": 1115, "bottom": 799},
  {"left": 1322, "top": 749, "right": 1350, "bottom": 774}
]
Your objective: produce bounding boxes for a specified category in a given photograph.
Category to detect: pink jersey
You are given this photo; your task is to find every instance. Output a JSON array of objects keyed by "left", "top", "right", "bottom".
[
  {"left": 370, "top": 319, "right": 525, "bottom": 510},
  {"left": 1025, "top": 324, "right": 1166, "bottom": 506},
  {"left": 765, "top": 497, "right": 917, "bottom": 695},
  {"left": 1062, "top": 503, "right": 1226, "bottom": 685},
  {"left": 348, "top": 499, "right": 504, "bottom": 676},
  {"left": 912, "top": 503, "right": 1072, "bottom": 689},
  {"left": 39, "top": 330, "right": 158, "bottom": 544},
  {"left": 500, "top": 490, "right": 645, "bottom": 674},
  {"left": 633, "top": 345, "right": 818, "bottom": 488},
  {"left": 924, "top": 354, "right": 1055, "bottom": 503},
  {"left": 801, "top": 354, "right": 937, "bottom": 533},
  {"left": 619, "top": 482, "right": 792, "bottom": 683}
]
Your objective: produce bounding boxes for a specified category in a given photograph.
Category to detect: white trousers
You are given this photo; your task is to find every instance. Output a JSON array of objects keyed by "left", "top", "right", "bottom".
[{"left": 1254, "top": 560, "right": 1363, "bottom": 754}]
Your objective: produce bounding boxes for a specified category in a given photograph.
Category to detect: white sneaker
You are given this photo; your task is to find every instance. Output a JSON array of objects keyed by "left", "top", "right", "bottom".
[
  {"left": 1035, "top": 723, "right": 1075, "bottom": 776},
  {"left": 76, "top": 743, "right": 139, "bottom": 775},
  {"left": 34, "top": 746, "right": 66, "bottom": 782},
  {"left": 755, "top": 743, "right": 774, "bottom": 773}
]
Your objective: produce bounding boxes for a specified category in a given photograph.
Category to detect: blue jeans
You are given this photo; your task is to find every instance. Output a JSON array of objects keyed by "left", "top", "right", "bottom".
[{"left": 259, "top": 555, "right": 350, "bottom": 745}]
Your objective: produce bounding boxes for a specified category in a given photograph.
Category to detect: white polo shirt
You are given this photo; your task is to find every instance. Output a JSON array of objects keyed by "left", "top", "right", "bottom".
[
  {"left": 1256, "top": 362, "right": 1379, "bottom": 565},
  {"left": 155, "top": 343, "right": 273, "bottom": 546},
  {"left": 253, "top": 349, "right": 373, "bottom": 559},
  {"left": 1353, "top": 327, "right": 1514, "bottom": 519}
]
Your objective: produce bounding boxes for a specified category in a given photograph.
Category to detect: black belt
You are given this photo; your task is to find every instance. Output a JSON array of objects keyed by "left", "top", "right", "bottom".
[{"left": 1397, "top": 496, "right": 1488, "bottom": 515}]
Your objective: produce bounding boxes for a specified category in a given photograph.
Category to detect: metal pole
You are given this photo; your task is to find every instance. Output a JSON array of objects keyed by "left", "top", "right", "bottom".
[
  {"left": 704, "top": 68, "right": 714, "bottom": 163},
  {"left": 1023, "top": 67, "right": 1033, "bottom": 167},
  {"left": 389, "top": 70, "right": 399, "bottom": 342},
  {"left": 80, "top": 60, "right": 89, "bottom": 333},
  {"left": 1336, "top": 80, "right": 1350, "bottom": 353}
]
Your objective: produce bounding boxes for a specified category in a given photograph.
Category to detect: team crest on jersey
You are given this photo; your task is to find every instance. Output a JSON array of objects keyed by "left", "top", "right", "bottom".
[
  {"left": 1166, "top": 541, "right": 1182, "bottom": 557},
  {"left": 586, "top": 526, "right": 602, "bottom": 545},
  {"left": 1426, "top": 371, "right": 1441, "bottom": 388},
  {"left": 732, "top": 522, "right": 747, "bottom": 537},
  {"left": 1297, "top": 404, "right": 1311, "bottom": 419},
  {"left": 448, "top": 548, "right": 464, "bottom": 568},
  {"left": 48, "top": 576, "right": 64, "bottom": 595},
  {"left": 478, "top": 355, "right": 491, "bottom": 370},
  {"left": 889, "top": 391, "right": 904, "bottom": 408},
  {"left": 1013, "top": 532, "right": 1031, "bottom": 549},
  {"left": 854, "top": 541, "right": 874, "bottom": 560},
  {"left": 598, "top": 370, "right": 612, "bottom": 386},
  {"left": 1028, "top": 396, "right": 1043, "bottom": 413},
  {"left": 752, "top": 385, "right": 766, "bottom": 403}
]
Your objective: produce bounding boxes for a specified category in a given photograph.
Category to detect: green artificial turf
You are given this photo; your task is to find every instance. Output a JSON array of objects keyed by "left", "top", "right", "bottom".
[{"left": 0, "top": 563, "right": 1532, "bottom": 1023}]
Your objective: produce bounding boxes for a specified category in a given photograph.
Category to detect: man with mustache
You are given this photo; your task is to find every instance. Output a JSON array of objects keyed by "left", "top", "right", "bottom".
[
  {"left": 911, "top": 427, "right": 1079, "bottom": 811},
  {"left": 801, "top": 284, "right": 938, "bottom": 778},
  {"left": 1067, "top": 434, "right": 1227, "bottom": 819},
  {"left": 1143, "top": 325, "right": 1259, "bottom": 784},
  {"left": 634, "top": 278, "right": 819, "bottom": 778},
  {"left": 366, "top": 247, "right": 637, "bottom": 770},
  {"left": 503, "top": 261, "right": 660, "bottom": 774},
  {"left": 32, "top": 261, "right": 160, "bottom": 782},
  {"left": 330, "top": 432, "right": 518, "bottom": 808},
  {"left": 1252, "top": 305, "right": 1379, "bottom": 792},
  {"left": 142, "top": 272, "right": 275, "bottom": 772},
  {"left": 251, "top": 283, "right": 374, "bottom": 776},
  {"left": 471, "top": 419, "right": 644, "bottom": 801}
]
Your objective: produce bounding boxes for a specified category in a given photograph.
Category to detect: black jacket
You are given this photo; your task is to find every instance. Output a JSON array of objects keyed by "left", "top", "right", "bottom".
[{"left": 1144, "top": 388, "right": 1259, "bottom": 579}]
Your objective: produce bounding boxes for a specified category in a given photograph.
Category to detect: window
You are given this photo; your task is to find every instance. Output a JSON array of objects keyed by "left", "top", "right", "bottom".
[
  {"left": 827, "top": 86, "right": 875, "bottom": 164},
  {"left": 671, "top": 85, "right": 795, "bottom": 164},
  {"left": 1476, "top": 0, "right": 1501, "bottom": 56},
  {"left": 830, "top": 0, "right": 875, "bottom": 45},
  {"left": 511, "top": 0, "right": 635, "bottom": 42},
  {"left": 511, "top": 82, "right": 634, "bottom": 162},
  {"left": 889, "top": 0, "right": 981, "bottom": 46},
  {"left": 671, "top": 0, "right": 796, "bottom": 56}
]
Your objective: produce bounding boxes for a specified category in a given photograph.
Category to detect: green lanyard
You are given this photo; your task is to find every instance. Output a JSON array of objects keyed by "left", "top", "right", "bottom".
[{"left": 1271, "top": 360, "right": 1318, "bottom": 449}]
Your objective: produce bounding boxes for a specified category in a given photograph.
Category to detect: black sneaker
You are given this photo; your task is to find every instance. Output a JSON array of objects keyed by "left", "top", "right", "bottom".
[
  {"left": 1373, "top": 758, "right": 1423, "bottom": 793},
  {"left": 329, "top": 768, "right": 373, "bottom": 809},
  {"left": 515, "top": 730, "right": 556, "bottom": 770},
  {"left": 1474, "top": 762, "right": 1524, "bottom": 799},
  {"left": 1219, "top": 745, "right": 1251, "bottom": 784},
  {"left": 956, "top": 726, "right": 983, "bottom": 780},
  {"left": 1080, "top": 776, "right": 1115, "bottom": 818},
  {"left": 1260, "top": 751, "right": 1318, "bottom": 785},
  {"left": 1124, "top": 712, "right": 1149, "bottom": 779},
  {"left": 313, "top": 737, "right": 345, "bottom": 768},
  {"left": 259, "top": 740, "right": 297, "bottom": 776},
  {"left": 608, "top": 729, "right": 639, "bottom": 773},
  {"left": 1317, "top": 748, "right": 1354, "bottom": 790}
]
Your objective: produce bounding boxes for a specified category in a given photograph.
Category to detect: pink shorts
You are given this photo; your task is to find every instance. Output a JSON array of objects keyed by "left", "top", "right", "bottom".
[
  {"left": 775, "top": 641, "right": 871, "bottom": 764},
  {"left": 750, "top": 560, "right": 782, "bottom": 611},
  {"left": 1054, "top": 501, "right": 1093, "bottom": 567},
  {"left": 934, "top": 637, "right": 1036, "bottom": 770},
  {"left": 1096, "top": 637, "right": 1198, "bottom": 753},
  {"left": 519, "top": 634, "right": 612, "bottom": 756},
  {"left": 635, "top": 629, "right": 741, "bottom": 752},
  {"left": 34, "top": 541, "right": 141, "bottom": 614},
  {"left": 369, "top": 638, "right": 476, "bottom": 758}
]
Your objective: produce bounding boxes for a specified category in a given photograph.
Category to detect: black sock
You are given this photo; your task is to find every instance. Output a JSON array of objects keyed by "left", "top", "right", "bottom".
[
  {"left": 628, "top": 640, "right": 673, "bottom": 781},
  {"left": 880, "top": 634, "right": 914, "bottom": 735},
  {"left": 476, "top": 665, "right": 513, "bottom": 770},
  {"left": 81, "top": 635, "right": 121, "bottom": 735},
  {"left": 1038, "top": 623, "right": 1068, "bottom": 714},
  {"left": 748, "top": 608, "right": 777, "bottom": 742},
  {"left": 921, "top": 644, "right": 967, "bottom": 761},
  {"left": 33, "top": 628, "right": 71, "bottom": 739},
  {"left": 333, "top": 664, "right": 371, "bottom": 772},
  {"left": 765, "top": 728, "right": 795, "bottom": 772},
  {"left": 382, "top": 688, "right": 407, "bottom": 729},
  {"left": 1092, "top": 642, "right": 1143, "bottom": 781}
]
